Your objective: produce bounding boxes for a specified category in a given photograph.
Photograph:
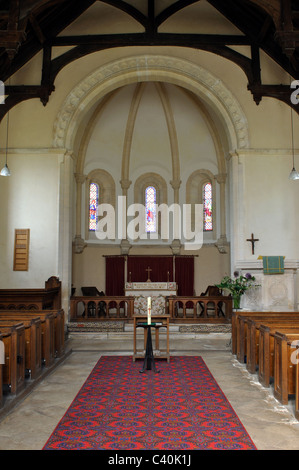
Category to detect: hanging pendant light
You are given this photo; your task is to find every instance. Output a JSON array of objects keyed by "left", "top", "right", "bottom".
[
  {"left": 0, "top": 110, "right": 11, "bottom": 177},
  {"left": 289, "top": 98, "right": 299, "bottom": 180},
  {"left": 289, "top": 166, "right": 299, "bottom": 180}
]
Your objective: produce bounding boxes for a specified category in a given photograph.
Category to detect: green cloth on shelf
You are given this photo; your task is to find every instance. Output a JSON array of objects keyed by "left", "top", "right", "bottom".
[{"left": 262, "top": 256, "right": 284, "bottom": 274}]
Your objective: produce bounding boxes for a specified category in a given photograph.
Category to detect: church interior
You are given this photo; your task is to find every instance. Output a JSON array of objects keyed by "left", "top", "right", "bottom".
[{"left": 0, "top": 0, "right": 299, "bottom": 452}]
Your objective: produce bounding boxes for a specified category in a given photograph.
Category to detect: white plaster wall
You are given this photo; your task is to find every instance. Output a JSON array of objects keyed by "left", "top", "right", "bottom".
[
  {"left": 240, "top": 151, "right": 299, "bottom": 260},
  {"left": 0, "top": 151, "right": 62, "bottom": 288}
]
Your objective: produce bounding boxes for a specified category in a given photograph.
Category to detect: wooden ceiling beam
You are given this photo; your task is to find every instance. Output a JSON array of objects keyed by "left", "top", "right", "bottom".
[
  {"left": 50, "top": 32, "right": 250, "bottom": 47},
  {"left": 0, "top": 0, "right": 297, "bottom": 122},
  {"left": 29, "top": 13, "right": 45, "bottom": 44},
  {"left": 0, "top": 83, "right": 55, "bottom": 121},
  {"left": 247, "top": 83, "right": 299, "bottom": 115},
  {"left": 0, "top": 0, "right": 97, "bottom": 80},
  {"left": 207, "top": 0, "right": 297, "bottom": 77}
]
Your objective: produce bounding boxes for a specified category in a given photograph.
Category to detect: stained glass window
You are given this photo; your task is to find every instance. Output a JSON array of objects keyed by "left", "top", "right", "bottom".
[
  {"left": 145, "top": 186, "right": 157, "bottom": 233},
  {"left": 89, "top": 183, "right": 99, "bottom": 231},
  {"left": 203, "top": 182, "right": 212, "bottom": 231}
]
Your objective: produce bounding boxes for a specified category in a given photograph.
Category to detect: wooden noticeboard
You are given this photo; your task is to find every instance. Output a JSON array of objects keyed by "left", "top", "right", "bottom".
[{"left": 13, "top": 229, "right": 30, "bottom": 271}]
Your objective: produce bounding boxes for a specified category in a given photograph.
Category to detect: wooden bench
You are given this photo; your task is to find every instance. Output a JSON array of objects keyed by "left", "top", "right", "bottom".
[
  {"left": 295, "top": 359, "right": 299, "bottom": 420},
  {"left": 231, "top": 311, "right": 299, "bottom": 356},
  {"left": 0, "top": 316, "right": 42, "bottom": 380},
  {"left": 0, "top": 333, "right": 3, "bottom": 408},
  {"left": 0, "top": 311, "right": 55, "bottom": 368},
  {"left": 258, "top": 323, "right": 299, "bottom": 387},
  {"left": 245, "top": 317, "right": 299, "bottom": 374},
  {"left": 0, "top": 309, "right": 64, "bottom": 367},
  {"left": 0, "top": 322, "right": 26, "bottom": 395},
  {"left": 52, "top": 309, "right": 65, "bottom": 358},
  {"left": 273, "top": 331, "right": 299, "bottom": 405},
  {"left": 234, "top": 312, "right": 299, "bottom": 363}
]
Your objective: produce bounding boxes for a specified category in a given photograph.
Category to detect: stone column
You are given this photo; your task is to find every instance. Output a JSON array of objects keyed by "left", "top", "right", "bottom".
[
  {"left": 170, "top": 179, "right": 182, "bottom": 254},
  {"left": 59, "top": 151, "right": 75, "bottom": 321},
  {"left": 215, "top": 173, "right": 228, "bottom": 253},
  {"left": 120, "top": 178, "right": 132, "bottom": 254},
  {"left": 74, "top": 172, "right": 86, "bottom": 254}
]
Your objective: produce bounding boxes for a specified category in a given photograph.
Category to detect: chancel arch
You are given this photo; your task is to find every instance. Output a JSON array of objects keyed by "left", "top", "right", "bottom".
[
  {"left": 53, "top": 55, "right": 249, "bottom": 154},
  {"left": 67, "top": 54, "right": 248, "bottom": 297}
]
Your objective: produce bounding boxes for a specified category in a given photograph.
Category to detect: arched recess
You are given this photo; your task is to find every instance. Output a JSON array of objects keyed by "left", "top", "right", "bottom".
[
  {"left": 134, "top": 172, "right": 168, "bottom": 241},
  {"left": 84, "top": 169, "right": 116, "bottom": 241},
  {"left": 186, "top": 169, "right": 217, "bottom": 242},
  {"left": 53, "top": 55, "right": 249, "bottom": 155},
  {"left": 134, "top": 172, "right": 168, "bottom": 207},
  {"left": 61, "top": 55, "right": 249, "bottom": 255}
]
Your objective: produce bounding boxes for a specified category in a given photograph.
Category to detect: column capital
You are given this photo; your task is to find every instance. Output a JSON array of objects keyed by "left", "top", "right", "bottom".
[
  {"left": 120, "top": 179, "right": 132, "bottom": 191},
  {"left": 74, "top": 173, "right": 86, "bottom": 184},
  {"left": 170, "top": 179, "right": 181, "bottom": 190},
  {"left": 215, "top": 173, "right": 227, "bottom": 184}
]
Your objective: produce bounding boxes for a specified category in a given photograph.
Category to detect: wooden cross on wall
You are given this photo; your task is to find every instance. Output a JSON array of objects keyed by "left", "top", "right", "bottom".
[
  {"left": 246, "top": 233, "right": 259, "bottom": 255},
  {"left": 146, "top": 266, "right": 152, "bottom": 282}
]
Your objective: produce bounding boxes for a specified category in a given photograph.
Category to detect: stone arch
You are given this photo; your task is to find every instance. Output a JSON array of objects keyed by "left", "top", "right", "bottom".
[
  {"left": 53, "top": 55, "right": 249, "bottom": 154},
  {"left": 134, "top": 172, "right": 168, "bottom": 206}
]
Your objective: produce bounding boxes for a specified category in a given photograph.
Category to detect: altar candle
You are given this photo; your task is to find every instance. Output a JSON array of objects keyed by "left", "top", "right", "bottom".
[{"left": 147, "top": 296, "right": 151, "bottom": 325}]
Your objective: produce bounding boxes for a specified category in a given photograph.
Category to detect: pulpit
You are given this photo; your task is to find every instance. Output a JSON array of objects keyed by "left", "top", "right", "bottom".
[{"left": 125, "top": 281, "right": 177, "bottom": 315}]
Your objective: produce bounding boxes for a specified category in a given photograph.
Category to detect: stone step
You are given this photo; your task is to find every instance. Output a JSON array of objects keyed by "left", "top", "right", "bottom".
[{"left": 67, "top": 322, "right": 231, "bottom": 343}]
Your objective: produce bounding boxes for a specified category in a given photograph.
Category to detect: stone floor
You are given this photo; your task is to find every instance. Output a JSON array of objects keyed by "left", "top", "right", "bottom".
[{"left": 0, "top": 328, "right": 299, "bottom": 451}]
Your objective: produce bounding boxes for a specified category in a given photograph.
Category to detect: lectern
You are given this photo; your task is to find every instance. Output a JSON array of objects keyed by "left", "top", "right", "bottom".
[{"left": 133, "top": 314, "right": 170, "bottom": 364}]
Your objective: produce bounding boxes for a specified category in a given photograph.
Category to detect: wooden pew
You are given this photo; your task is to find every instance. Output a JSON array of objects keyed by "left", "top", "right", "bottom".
[
  {"left": 273, "top": 332, "right": 299, "bottom": 405},
  {"left": 234, "top": 312, "right": 299, "bottom": 363},
  {"left": 52, "top": 309, "right": 65, "bottom": 358},
  {"left": 295, "top": 360, "right": 299, "bottom": 420},
  {"left": 246, "top": 317, "right": 299, "bottom": 374},
  {"left": 0, "top": 309, "right": 64, "bottom": 366},
  {"left": 0, "top": 316, "right": 42, "bottom": 380},
  {"left": 0, "top": 323, "right": 26, "bottom": 395},
  {"left": 0, "top": 333, "right": 3, "bottom": 408},
  {"left": 231, "top": 311, "right": 299, "bottom": 356},
  {"left": 259, "top": 323, "right": 299, "bottom": 387},
  {"left": 0, "top": 311, "right": 55, "bottom": 368},
  {"left": 0, "top": 276, "right": 61, "bottom": 311}
]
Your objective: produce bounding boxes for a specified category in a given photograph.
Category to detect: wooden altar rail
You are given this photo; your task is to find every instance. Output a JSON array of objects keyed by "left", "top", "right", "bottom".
[
  {"left": 0, "top": 276, "right": 61, "bottom": 311},
  {"left": 70, "top": 295, "right": 232, "bottom": 323},
  {"left": 70, "top": 296, "right": 135, "bottom": 321},
  {"left": 166, "top": 296, "right": 232, "bottom": 322}
]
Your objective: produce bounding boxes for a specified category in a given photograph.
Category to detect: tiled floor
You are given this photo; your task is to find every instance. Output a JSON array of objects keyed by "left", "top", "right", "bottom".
[{"left": 0, "top": 329, "right": 299, "bottom": 451}]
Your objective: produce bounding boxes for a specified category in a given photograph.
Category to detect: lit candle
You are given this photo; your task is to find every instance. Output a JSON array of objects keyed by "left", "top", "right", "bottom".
[{"left": 147, "top": 296, "right": 151, "bottom": 325}]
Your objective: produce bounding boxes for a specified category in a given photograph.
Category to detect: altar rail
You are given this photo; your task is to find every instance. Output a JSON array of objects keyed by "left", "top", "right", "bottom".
[
  {"left": 166, "top": 296, "right": 232, "bottom": 323},
  {"left": 70, "top": 294, "right": 232, "bottom": 323},
  {"left": 70, "top": 296, "right": 135, "bottom": 321}
]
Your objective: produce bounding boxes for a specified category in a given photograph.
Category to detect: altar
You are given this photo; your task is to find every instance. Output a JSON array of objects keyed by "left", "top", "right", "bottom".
[{"left": 125, "top": 281, "right": 177, "bottom": 315}]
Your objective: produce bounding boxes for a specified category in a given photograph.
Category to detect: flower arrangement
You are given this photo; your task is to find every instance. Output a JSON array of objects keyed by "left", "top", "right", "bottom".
[{"left": 216, "top": 271, "right": 259, "bottom": 308}]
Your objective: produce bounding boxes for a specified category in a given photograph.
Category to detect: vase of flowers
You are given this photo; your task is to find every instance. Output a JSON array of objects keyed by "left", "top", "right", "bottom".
[{"left": 216, "top": 271, "right": 259, "bottom": 309}]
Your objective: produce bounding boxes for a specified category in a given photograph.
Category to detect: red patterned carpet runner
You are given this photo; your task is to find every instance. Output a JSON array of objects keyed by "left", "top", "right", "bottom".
[{"left": 43, "top": 356, "right": 256, "bottom": 450}]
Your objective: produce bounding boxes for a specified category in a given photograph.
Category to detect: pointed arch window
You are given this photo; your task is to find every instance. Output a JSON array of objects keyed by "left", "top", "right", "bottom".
[
  {"left": 89, "top": 182, "right": 99, "bottom": 231},
  {"left": 203, "top": 182, "right": 213, "bottom": 231},
  {"left": 145, "top": 186, "right": 157, "bottom": 233}
]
